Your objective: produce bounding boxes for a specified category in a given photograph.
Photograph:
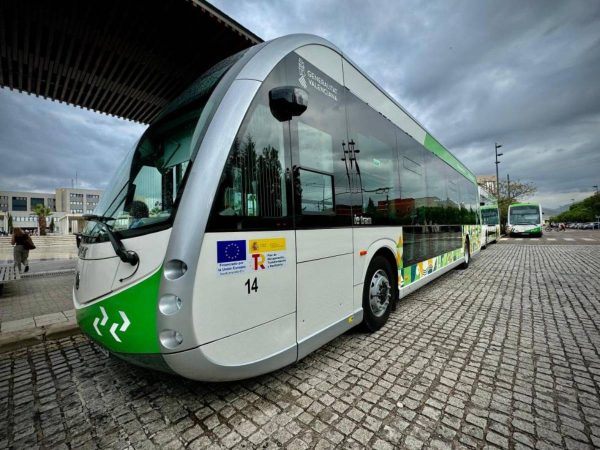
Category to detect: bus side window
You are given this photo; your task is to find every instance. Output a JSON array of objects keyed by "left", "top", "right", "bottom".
[
  {"left": 295, "top": 168, "right": 334, "bottom": 214},
  {"left": 207, "top": 87, "right": 291, "bottom": 230},
  {"left": 289, "top": 54, "right": 350, "bottom": 227},
  {"left": 346, "top": 92, "right": 399, "bottom": 225}
]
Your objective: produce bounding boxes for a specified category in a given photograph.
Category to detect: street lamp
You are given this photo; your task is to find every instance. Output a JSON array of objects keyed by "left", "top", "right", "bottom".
[{"left": 495, "top": 143, "right": 503, "bottom": 201}]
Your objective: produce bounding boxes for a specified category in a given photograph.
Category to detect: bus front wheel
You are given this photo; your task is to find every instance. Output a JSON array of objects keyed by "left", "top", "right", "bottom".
[{"left": 362, "top": 255, "right": 396, "bottom": 332}]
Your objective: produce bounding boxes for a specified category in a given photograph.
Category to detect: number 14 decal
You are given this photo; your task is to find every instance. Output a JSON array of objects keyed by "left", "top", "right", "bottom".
[{"left": 245, "top": 277, "right": 258, "bottom": 294}]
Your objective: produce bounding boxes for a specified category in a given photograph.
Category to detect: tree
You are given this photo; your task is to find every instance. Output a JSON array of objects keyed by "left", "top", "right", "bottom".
[
  {"left": 49, "top": 217, "right": 55, "bottom": 233},
  {"left": 7, "top": 212, "right": 13, "bottom": 234},
  {"left": 31, "top": 204, "right": 53, "bottom": 236},
  {"left": 551, "top": 193, "right": 600, "bottom": 223},
  {"left": 480, "top": 179, "right": 537, "bottom": 229}
]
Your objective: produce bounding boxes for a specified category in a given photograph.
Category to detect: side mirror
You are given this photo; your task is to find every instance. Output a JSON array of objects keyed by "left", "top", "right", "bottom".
[{"left": 269, "top": 86, "right": 308, "bottom": 122}]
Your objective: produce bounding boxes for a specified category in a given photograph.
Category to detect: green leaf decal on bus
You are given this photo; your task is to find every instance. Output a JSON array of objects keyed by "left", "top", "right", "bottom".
[{"left": 76, "top": 268, "right": 162, "bottom": 354}]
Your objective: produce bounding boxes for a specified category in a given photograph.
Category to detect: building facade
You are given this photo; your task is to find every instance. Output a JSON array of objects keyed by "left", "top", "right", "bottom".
[
  {"left": 476, "top": 175, "right": 497, "bottom": 195},
  {"left": 0, "top": 188, "right": 102, "bottom": 234}
]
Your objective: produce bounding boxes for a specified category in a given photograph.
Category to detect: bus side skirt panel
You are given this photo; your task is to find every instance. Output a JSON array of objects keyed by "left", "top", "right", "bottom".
[{"left": 297, "top": 309, "right": 364, "bottom": 360}]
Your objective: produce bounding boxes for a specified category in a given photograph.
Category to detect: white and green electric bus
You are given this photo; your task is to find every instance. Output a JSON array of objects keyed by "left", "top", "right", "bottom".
[
  {"left": 507, "top": 202, "right": 543, "bottom": 237},
  {"left": 478, "top": 186, "right": 500, "bottom": 247},
  {"left": 75, "top": 34, "right": 481, "bottom": 381}
]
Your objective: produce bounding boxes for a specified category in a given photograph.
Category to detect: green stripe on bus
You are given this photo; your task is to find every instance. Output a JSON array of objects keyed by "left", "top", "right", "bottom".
[
  {"left": 76, "top": 267, "right": 162, "bottom": 354},
  {"left": 424, "top": 133, "right": 477, "bottom": 183}
]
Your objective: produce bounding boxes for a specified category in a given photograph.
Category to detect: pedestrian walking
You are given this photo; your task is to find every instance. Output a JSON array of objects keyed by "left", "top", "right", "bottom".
[{"left": 11, "top": 227, "right": 35, "bottom": 273}]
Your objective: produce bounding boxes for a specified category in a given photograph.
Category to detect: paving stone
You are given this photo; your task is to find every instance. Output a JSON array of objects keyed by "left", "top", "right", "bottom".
[{"left": 1, "top": 245, "right": 600, "bottom": 448}]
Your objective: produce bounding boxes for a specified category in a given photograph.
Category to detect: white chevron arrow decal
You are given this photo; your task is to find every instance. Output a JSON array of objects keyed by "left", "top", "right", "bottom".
[
  {"left": 119, "top": 311, "right": 130, "bottom": 332},
  {"left": 93, "top": 317, "right": 102, "bottom": 336},
  {"left": 92, "top": 307, "right": 131, "bottom": 342},
  {"left": 110, "top": 323, "right": 122, "bottom": 343},
  {"left": 100, "top": 306, "right": 108, "bottom": 326}
]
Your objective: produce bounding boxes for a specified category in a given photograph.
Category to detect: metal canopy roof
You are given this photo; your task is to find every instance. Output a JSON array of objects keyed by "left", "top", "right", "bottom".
[{"left": 0, "top": 0, "right": 262, "bottom": 123}]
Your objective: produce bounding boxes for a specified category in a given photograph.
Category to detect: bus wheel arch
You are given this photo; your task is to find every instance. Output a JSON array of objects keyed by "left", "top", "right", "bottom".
[{"left": 361, "top": 249, "right": 398, "bottom": 333}]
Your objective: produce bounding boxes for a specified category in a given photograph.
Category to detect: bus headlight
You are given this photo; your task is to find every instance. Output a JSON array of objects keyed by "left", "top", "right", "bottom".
[
  {"left": 158, "top": 294, "right": 182, "bottom": 316},
  {"left": 159, "top": 329, "right": 183, "bottom": 349}
]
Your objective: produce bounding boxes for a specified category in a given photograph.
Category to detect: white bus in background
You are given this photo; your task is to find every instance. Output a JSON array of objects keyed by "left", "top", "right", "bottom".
[
  {"left": 508, "top": 203, "right": 543, "bottom": 237},
  {"left": 478, "top": 186, "right": 500, "bottom": 247},
  {"left": 74, "top": 34, "right": 482, "bottom": 381}
]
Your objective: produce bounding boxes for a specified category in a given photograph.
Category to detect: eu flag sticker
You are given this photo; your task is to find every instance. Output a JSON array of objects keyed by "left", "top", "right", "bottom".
[
  {"left": 217, "top": 240, "right": 248, "bottom": 276},
  {"left": 217, "top": 240, "right": 246, "bottom": 263}
]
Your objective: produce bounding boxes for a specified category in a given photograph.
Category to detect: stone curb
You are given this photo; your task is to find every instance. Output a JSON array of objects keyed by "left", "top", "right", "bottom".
[
  {"left": 22, "top": 269, "right": 76, "bottom": 279},
  {"left": 0, "top": 322, "right": 81, "bottom": 353}
]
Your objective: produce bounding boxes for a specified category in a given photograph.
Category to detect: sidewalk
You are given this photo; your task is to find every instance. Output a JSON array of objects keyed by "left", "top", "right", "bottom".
[{"left": 0, "top": 259, "right": 80, "bottom": 351}]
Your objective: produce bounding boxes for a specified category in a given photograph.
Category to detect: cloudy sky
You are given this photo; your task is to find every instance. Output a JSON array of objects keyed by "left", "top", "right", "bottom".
[{"left": 1, "top": 0, "right": 599, "bottom": 209}]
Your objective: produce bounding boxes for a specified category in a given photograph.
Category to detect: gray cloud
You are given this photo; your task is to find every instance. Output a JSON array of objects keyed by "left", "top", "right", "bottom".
[
  {"left": 212, "top": 0, "right": 600, "bottom": 208},
  {"left": 0, "top": 88, "right": 146, "bottom": 193},
  {"left": 1, "top": 1, "right": 599, "bottom": 210}
]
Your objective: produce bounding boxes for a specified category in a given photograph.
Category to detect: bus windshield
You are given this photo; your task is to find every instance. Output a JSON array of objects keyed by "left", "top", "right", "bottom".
[
  {"left": 84, "top": 51, "right": 246, "bottom": 240},
  {"left": 481, "top": 208, "right": 499, "bottom": 225},
  {"left": 510, "top": 206, "right": 540, "bottom": 225}
]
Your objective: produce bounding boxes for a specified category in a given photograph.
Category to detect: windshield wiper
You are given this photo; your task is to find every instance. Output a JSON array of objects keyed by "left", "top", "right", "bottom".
[{"left": 83, "top": 215, "right": 139, "bottom": 266}]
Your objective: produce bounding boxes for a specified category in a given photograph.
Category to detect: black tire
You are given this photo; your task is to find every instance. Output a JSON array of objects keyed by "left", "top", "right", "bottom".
[
  {"left": 362, "top": 255, "right": 397, "bottom": 332},
  {"left": 458, "top": 238, "right": 470, "bottom": 270}
]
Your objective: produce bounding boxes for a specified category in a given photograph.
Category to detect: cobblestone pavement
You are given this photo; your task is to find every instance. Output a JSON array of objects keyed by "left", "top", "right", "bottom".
[
  {"left": 498, "top": 229, "right": 600, "bottom": 245},
  {"left": 1, "top": 244, "right": 600, "bottom": 449},
  {"left": 0, "top": 273, "right": 74, "bottom": 323}
]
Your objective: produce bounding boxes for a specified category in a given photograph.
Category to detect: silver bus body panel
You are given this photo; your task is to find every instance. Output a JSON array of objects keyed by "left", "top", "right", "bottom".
[
  {"left": 154, "top": 33, "right": 477, "bottom": 377},
  {"left": 157, "top": 79, "right": 262, "bottom": 353},
  {"left": 162, "top": 313, "right": 297, "bottom": 382}
]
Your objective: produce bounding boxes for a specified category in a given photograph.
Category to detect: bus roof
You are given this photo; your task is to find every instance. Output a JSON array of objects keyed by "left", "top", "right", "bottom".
[
  {"left": 509, "top": 202, "right": 540, "bottom": 207},
  {"left": 481, "top": 205, "right": 498, "bottom": 210}
]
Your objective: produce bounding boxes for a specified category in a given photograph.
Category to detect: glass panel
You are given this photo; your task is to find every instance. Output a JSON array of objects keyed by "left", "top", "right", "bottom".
[
  {"left": 510, "top": 206, "right": 540, "bottom": 225},
  {"left": 482, "top": 208, "right": 499, "bottom": 225},
  {"left": 425, "top": 154, "right": 448, "bottom": 224},
  {"left": 398, "top": 132, "right": 427, "bottom": 225},
  {"left": 12, "top": 197, "right": 27, "bottom": 211},
  {"left": 297, "top": 168, "right": 334, "bottom": 214},
  {"left": 207, "top": 60, "right": 291, "bottom": 233},
  {"left": 346, "top": 91, "right": 399, "bottom": 226},
  {"left": 218, "top": 104, "right": 286, "bottom": 219},
  {"left": 298, "top": 122, "right": 333, "bottom": 173},
  {"left": 31, "top": 198, "right": 45, "bottom": 208},
  {"left": 289, "top": 52, "right": 349, "bottom": 227},
  {"left": 459, "top": 178, "right": 478, "bottom": 225},
  {"left": 85, "top": 52, "right": 242, "bottom": 240}
]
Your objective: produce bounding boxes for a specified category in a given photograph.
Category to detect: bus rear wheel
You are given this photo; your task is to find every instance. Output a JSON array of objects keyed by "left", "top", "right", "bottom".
[{"left": 362, "top": 255, "right": 396, "bottom": 332}]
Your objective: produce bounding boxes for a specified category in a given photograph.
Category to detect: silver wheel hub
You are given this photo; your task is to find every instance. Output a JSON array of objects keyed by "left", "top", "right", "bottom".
[{"left": 369, "top": 269, "right": 391, "bottom": 318}]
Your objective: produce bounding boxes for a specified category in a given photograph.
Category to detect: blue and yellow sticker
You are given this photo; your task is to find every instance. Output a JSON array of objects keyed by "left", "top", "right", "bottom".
[{"left": 217, "top": 238, "right": 287, "bottom": 276}]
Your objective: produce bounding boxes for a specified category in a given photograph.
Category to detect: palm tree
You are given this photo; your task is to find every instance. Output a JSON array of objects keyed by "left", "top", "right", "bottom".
[{"left": 31, "top": 204, "right": 53, "bottom": 236}]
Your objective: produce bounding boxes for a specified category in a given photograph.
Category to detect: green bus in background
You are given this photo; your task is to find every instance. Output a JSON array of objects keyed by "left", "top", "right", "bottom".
[{"left": 507, "top": 202, "right": 543, "bottom": 237}]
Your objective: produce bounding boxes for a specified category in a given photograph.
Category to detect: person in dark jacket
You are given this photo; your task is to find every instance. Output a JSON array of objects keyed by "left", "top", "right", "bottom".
[{"left": 11, "top": 227, "right": 30, "bottom": 273}]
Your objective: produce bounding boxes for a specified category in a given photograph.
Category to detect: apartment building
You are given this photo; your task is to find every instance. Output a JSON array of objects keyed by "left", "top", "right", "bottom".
[{"left": 0, "top": 187, "right": 102, "bottom": 234}]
